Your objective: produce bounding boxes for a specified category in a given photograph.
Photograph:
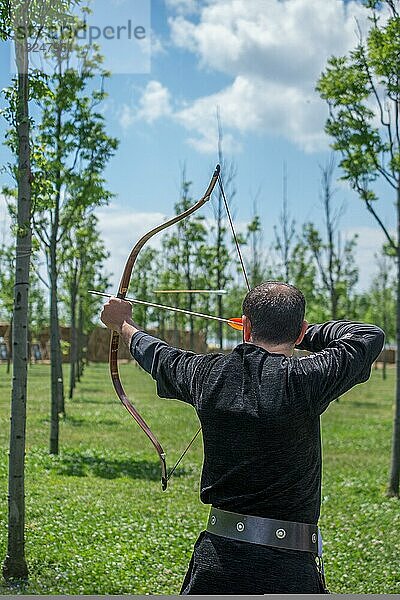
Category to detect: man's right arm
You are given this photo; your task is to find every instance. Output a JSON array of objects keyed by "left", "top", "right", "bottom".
[{"left": 293, "top": 320, "right": 384, "bottom": 415}]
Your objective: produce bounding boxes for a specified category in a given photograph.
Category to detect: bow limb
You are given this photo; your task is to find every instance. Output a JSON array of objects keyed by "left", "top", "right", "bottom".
[{"left": 109, "top": 164, "right": 220, "bottom": 491}]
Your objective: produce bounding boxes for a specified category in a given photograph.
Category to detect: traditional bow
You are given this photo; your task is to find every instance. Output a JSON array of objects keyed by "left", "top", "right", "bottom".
[{"left": 109, "top": 165, "right": 220, "bottom": 490}]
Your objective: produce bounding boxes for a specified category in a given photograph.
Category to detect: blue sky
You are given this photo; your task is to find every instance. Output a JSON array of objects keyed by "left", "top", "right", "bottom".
[{"left": 0, "top": 0, "right": 396, "bottom": 291}]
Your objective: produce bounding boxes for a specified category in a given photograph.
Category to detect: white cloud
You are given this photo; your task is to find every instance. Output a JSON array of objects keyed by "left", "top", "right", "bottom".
[
  {"left": 118, "top": 1, "right": 389, "bottom": 153},
  {"left": 118, "top": 81, "right": 172, "bottom": 129},
  {"left": 176, "top": 75, "right": 327, "bottom": 153},
  {"left": 151, "top": 30, "right": 167, "bottom": 56},
  {"left": 137, "top": 80, "right": 172, "bottom": 122},
  {"left": 118, "top": 103, "right": 136, "bottom": 129},
  {"left": 169, "top": 0, "right": 367, "bottom": 82},
  {"left": 165, "top": 0, "right": 374, "bottom": 152}
]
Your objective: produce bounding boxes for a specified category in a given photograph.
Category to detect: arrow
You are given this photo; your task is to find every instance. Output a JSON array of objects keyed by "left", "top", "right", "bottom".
[{"left": 89, "top": 290, "right": 243, "bottom": 331}]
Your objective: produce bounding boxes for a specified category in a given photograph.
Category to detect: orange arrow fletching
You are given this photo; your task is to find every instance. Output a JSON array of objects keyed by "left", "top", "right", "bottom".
[{"left": 227, "top": 317, "right": 243, "bottom": 331}]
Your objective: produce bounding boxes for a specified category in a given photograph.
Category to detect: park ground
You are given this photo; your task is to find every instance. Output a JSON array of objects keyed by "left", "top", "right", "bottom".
[{"left": 0, "top": 362, "right": 399, "bottom": 594}]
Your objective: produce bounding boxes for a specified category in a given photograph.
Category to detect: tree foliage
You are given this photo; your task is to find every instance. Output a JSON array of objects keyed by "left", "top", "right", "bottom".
[{"left": 317, "top": 0, "right": 400, "bottom": 496}]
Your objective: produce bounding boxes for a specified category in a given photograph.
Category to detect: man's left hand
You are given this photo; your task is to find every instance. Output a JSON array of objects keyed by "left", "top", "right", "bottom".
[{"left": 100, "top": 297, "right": 134, "bottom": 334}]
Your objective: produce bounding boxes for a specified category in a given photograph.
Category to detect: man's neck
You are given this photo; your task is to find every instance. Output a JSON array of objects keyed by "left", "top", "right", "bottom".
[{"left": 249, "top": 339, "right": 294, "bottom": 357}]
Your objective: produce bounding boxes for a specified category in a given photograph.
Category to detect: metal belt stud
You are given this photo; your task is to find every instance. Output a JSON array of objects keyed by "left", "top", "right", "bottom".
[
  {"left": 275, "top": 528, "right": 286, "bottom": 539},
  {"left": 210, "top": 515, "right": 217, "bottom": 526},
  {"left": 236, "top": 521, "right": 245, "bottom": 532},
  {"left": 312, "top": 532, "right": 317, "bottom": 544}
]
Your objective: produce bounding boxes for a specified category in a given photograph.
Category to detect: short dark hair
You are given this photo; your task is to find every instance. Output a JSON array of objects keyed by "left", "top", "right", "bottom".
[{"left": 242, "top": 281, "right": 306, "bottom": 345}]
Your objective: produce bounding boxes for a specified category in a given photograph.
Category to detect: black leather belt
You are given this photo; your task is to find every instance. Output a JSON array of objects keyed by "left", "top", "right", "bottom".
[{"left": 206, "top": 507, "right": 319, "bottom": 554}]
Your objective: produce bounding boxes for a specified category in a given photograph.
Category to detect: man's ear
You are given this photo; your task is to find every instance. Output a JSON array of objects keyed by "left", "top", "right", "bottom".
[
  {"left": 242, "top": 314, "right": 252, "bottom": 342},
  {"left": 295, "top": 320, "right": 308, "bottom": 346}
]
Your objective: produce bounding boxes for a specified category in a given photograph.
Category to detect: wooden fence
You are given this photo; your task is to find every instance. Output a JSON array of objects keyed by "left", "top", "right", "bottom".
[{"left": 0, "top": 323, "right": 208, "bottom": 363}]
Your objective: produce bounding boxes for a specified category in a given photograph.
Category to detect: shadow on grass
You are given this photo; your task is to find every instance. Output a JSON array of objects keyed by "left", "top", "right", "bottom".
[
  {"left": 61, "top": 415, "right": 86, "bottom": 426},
  {"left": 59, "top": 415, "right": 119, "bottom": 427},
  {"left": 72, "top": 397, "right": 115, "bottom": 405},
  {"left": 75, "top": 386, "right": 110, "bottom": 394},
  {"left": 53, "top": 451, "right": 188, "bottom": 482}
]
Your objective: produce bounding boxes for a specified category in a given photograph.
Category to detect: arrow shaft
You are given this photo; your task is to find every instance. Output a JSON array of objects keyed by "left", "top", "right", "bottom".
[
  {"left": 89, "top": 290, "right": 239, "bottom": 327},
  {"left": 154, "top": 289, "right": 227, "bottom": 294}
]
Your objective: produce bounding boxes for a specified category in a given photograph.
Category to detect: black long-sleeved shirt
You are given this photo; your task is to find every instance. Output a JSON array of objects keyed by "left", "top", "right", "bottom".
[
  {"left": 130, "top": 321, "right": 384, "bottom": 594},
  {"left": 131, "top": 321, "right": 383, "bottom": 524}
]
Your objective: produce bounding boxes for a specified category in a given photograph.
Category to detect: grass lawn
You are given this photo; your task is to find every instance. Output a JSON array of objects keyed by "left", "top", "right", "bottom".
[{"left": 0, "top": 360, "right": 399, "bottom": 594}]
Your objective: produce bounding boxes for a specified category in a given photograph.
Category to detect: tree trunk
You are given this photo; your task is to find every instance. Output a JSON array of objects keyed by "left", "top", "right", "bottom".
[
  {"left": 388, "top": 190, "right": 400, "bottom": 497},
  {"left": 3, "top": 19, "right": 30, "bottom": 581},
  {"left": 184, "top": 254, "right": 195, "bottom": 350},
  {"left": 382, "top": 302, "right": 388, "bottom": 380},
  {"left": 217, "top": 292, "right": 223, "bottom": 350},
  {"left": 76, "top": 298, "right": 82, "bottom": 381},
  {"left": 382, "top": 348, "right": 387, "bottom": 380},
  {"left": 77, "top": 299, "right": 85, "bottom": 377},
  {"left": 56, "top": 342, "right": 64, "bottom": 415},
  {"left": 159, "top": 311, "right": 165, "bottom": 340},
  {"left": 173, "top": 312, "right": 179, "bottom": 347},
  {"left": 282, "top": 162, "right": 291, "bottom": 283},
  {"left": 68, "top": 283, "right": 77, "bottom": 399},
  {"left": 215, "top": 187, "right": 224, "bottom": 350},
  {"left": 49, "top": 240, "right": 62, "bottom": 453}
]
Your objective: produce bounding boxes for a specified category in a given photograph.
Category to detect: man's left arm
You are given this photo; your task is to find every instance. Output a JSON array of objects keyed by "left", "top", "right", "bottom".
[{"left": 100, "top": 297, "right": 204, "bottom": 405}]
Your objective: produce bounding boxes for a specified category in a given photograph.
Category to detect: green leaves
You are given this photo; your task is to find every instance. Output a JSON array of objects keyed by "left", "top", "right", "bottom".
[
  {"left": 317, "top": 55, "right": 370, "bottom": 106},
  {"left": 317, "top": 2, "right": 400, "bottom": 239}
]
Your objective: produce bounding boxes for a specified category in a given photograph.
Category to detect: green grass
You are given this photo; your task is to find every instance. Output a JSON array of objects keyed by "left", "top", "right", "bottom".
[{"left": 0, "top": 361, "right": 398, "bottom": 594}]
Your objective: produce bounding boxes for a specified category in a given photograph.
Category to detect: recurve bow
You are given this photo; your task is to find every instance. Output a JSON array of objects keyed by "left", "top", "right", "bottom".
[{"left": 109, "top": 165, "right": 220, "bottom": 490}]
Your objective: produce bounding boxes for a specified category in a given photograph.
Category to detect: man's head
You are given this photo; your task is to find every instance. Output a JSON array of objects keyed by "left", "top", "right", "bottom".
[{"left": 242, "top": 281, "right": 307, "bottom": 348}]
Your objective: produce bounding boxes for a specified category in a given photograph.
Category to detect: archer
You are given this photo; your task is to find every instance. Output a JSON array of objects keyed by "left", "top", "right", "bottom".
[{"left": 100, "top": 280, "right": 384, "bottom": 594}]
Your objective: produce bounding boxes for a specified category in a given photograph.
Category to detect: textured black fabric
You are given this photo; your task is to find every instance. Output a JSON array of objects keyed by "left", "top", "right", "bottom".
[
  {"left": 179, "top": 531, "right": 325, "bottom": 595},
  {"left": 130, "top": 321, "right": 384, "bottom": 594}
]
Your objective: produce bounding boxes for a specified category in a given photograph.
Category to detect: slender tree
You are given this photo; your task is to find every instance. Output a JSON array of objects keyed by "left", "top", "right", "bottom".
[
  {"left": 363, "top": 251, "right": 396, "bottom": 379},
  {"left": 27, "top": 32, "right": 116, "bottom": 450},
  {"left": 75, "top": 241, "right": 109, "bottom": 378},
  {"left": 59, "top": 214, "right": 109, "bottom": 398},
  {"left": 303, "top": 159, "right": 359, "bottom": 320},
  {"left": 271, "top": 175, "right": 320, "bottom": 318},
  {"left": 1, "top": 2, "right": 31, "bottom": 580},
  {"left": 317, "top": 0, "right": 399, "bottom": 495},
  {"left": 129, "top": 248, "right": 160, "bottom": 331},
  {"left": 0, "top": 0, "right": 79, "bottom": 581},
  {"left": 274, "top": 162, "right": 296, "bottom": 283},
  {"left": 160, "top": 171, "right": 209, "bottom": 349}
]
